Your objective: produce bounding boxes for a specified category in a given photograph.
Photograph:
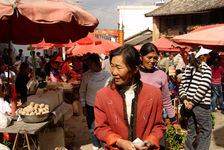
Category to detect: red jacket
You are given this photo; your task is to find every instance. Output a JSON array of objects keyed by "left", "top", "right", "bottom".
[{"left": 94, "top": 83, "right": 165, "bottom": 149}]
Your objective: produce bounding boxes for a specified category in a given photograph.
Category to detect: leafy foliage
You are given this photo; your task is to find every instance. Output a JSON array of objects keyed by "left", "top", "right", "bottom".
[
  {"left": 166, "top": 126, "right": 186, "bottom": 150},
  {"left": 2, "top": 138, "right": 12, "bottom": 148}
]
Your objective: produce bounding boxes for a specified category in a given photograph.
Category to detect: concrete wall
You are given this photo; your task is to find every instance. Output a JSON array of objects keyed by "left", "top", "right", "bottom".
[{"left": 117, "top": 6, "right": 158, "bottom": 40}]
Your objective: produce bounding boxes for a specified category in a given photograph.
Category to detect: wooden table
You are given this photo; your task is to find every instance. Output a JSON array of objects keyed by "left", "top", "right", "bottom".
[
  {"left": 0, "top": 120, "right": 50, "bottom": 150},
  {"left": 0, "top": 120, "right": 49, "bottom": 135}
]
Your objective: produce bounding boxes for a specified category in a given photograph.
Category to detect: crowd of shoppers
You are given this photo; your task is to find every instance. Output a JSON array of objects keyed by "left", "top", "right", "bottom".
[{"left": 0, "top": 41, "right": 223, "bottom": 150}]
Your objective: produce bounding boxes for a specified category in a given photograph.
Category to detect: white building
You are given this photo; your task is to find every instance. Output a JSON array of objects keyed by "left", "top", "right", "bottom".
[{"left": 117, "top": 5, "right": 158, "bottom": 40}]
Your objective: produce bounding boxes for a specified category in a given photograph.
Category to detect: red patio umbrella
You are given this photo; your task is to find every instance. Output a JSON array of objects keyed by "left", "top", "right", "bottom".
[
  {"left": 67, "top": 39, "right": 121, "bottom": 56},
  {"left": 0, "top": 0, "right": 99, "bottom": 44},
  {"left": 0, "top": 0, "right": 98, "bottom": 102},
  {"left": 172, "top": 24, "right": 224, "bottom": 49},
  {"left": 95, "top": 39, "right": 121, "bottom": 54},
  {"left": 153, "top": 37, "right": 190, "bottom": 52},
  {"left": 27, "top": 34, "right": 102, "bottom": 50}
]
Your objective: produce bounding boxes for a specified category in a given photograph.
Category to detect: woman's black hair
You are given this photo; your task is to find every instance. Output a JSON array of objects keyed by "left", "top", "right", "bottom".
[
  {"left": 211, "top": 57, "right": 221, "bottom": 70},
  {"left": 19, "top": 62, "right": 29, "bottom": 72},
  {"left": 159, "top": 51, "right": 166, "bottom": 57},
  {"left": 87, "top": 53, "right": 101, "bottom": 68},
  {"left": 109, "top": 44, "right": 141, "bottom": 84},
  {"left": 188, "top": 53, "right": 200, "bottom": 68},
  {"left": 140, "top": 42, "right": 159, "bottom": 56}
]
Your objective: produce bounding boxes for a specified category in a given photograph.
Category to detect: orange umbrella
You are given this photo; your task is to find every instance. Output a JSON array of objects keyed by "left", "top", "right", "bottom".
[
  {"left": 172, "top": 24, "right": 224, "bottom": 48},
  {"left": 27, "top": 34, "right": 101, "bottom": 50},
  {"left": 153, "top": 37, "right": 190, "bottom": 51},
  {"left": 67, "top": 39, "right": 121, "bottom": 56},
  {"left": 0, "top": 0, "right": 98, "bottom": 44},
  {"left": 95, "top": 39, "right": 121, "bottom": 54}
]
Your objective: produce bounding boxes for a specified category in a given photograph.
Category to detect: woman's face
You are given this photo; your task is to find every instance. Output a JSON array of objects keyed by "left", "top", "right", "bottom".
[
  {"left": 141, "top": 51, "right": 158, "bottom": 70},
  {"left": 110, "top": 55, "right": 134, "bottom": 86}
]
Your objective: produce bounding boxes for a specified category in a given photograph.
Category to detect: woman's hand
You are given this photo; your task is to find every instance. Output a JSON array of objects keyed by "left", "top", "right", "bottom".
[
  {"left": 173, "top": 123, "right": 181, "bottom": 133},
  {"left": 134, "top": 140, "right": 154, "bottom": 150},
  {"left": 184, "top": 100, "right": 190, "bottom": 109},
  {"left": 116, "top": 139, "right": 136, "bottom": 150},
  {"left": 188, "top": 102, "right": 194, "bottom": 110}
]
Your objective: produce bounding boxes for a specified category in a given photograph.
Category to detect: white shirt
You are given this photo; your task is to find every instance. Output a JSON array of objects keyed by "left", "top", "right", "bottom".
[
  {"left": 124, "top": 84, "right": 136, "bottom": 124},
  {"left": 79, "top": 70, "right": 111, "bottom": 107},
  {"left": 28, "top": 56, "right": 40, "bottom": 69},
  {"left": 173, "top": 54, "right": 185, "bottom": 70},
  {"left": 102, "top": 58, "right": 111, "bottom": 73}
]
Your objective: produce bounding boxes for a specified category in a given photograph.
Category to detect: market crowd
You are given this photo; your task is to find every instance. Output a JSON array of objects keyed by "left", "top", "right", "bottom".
[{"left": 0, "top": 42, "right": 223, "bottom": 150}]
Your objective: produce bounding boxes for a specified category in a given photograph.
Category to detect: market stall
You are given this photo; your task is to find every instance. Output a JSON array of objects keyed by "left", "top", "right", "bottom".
[
  {"left": 0, "top": 0, "right": 98, "bottom": 149},
  {"left": 0, "top": 82, "right": 76, "bottom": 149}
]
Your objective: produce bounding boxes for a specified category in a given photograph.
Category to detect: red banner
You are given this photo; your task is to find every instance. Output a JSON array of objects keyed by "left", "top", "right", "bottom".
[{"left": 93, "top": 30, "right": 119, "bottom": 35}]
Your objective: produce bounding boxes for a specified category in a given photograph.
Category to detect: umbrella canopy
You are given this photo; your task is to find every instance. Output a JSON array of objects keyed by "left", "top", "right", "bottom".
[
  {"left": 172, "top": 24, "right": 224, "bottom": 48},
  {"left": 67, "top": 39, "right": 121, "bottom": 56},
  {"left": 27, "top": 34, "right": 102, "bottom": 50},
  {"left": 95, "top": 39, "right": 121, "bottom": 54},
  {"left": 153, "top": 37, "right": 189, "bottom": 52},
  {"left": 0, "top": 0, "right": 99, "bottom": 44}
]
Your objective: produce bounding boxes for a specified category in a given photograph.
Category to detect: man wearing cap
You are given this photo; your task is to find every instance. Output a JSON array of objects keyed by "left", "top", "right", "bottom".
[{"left": 179, "top": 47, "right": 212, "bottom": 150}]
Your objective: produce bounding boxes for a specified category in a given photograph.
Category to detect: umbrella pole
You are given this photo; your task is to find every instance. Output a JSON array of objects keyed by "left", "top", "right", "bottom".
[
  {"left": 6, "top": 41, "right": 11, "bottom": 102},
  {"left": 30, "top": 45, "right": 36, "bottom": 79}
]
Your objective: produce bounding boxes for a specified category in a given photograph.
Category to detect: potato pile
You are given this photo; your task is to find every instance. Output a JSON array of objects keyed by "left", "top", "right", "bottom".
[{"left": 17, "top": 102, "right": 50, "bottom": 116}]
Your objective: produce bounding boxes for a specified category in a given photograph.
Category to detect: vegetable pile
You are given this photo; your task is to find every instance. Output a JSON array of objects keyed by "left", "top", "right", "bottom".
[
  {"left": 166, "top": 126, "right": 186, "bottom": 150},
  {"left": 16, "top": 102, "right": 49, "bottom": 116}
]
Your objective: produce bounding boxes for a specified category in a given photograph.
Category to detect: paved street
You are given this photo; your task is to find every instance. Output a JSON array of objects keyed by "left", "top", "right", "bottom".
[
  {"left": 210, "top": 111, "right": 224, "bottom": 150},
  {"left": 64, "top": 110, "right": 224, "bottom": 150}
]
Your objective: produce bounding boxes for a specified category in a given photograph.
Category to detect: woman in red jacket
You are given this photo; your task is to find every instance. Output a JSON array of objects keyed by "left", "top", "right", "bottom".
[{"left": 94, "top": 45, "right": 165, "bottom": 150}]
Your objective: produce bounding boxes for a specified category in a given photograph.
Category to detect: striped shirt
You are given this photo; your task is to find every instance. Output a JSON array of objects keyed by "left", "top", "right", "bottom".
[{"left": 179, "top": 62, "right": 211, "bottom": 109}]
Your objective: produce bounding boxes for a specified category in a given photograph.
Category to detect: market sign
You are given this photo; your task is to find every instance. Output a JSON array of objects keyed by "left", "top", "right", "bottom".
[{"left": 93, "top": 30, "right": 120, "bottom": 35}]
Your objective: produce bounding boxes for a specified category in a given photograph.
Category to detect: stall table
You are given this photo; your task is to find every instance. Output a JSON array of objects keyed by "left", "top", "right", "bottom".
[
  {"left": 0, "top": 120, "right": 51, "bottom": 150},
  {"left": 0, "top": 120, "right": 49, "bottom": 135}
]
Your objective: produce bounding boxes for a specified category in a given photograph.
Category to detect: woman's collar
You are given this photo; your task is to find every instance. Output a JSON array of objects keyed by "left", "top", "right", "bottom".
[{"left": 139, "top": 65, "right": 156, "bottom": 73}]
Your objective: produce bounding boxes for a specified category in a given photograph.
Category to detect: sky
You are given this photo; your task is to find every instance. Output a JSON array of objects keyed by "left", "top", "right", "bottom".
[{"left": 77, "top": 0, "right": 168, "bottom": 30}]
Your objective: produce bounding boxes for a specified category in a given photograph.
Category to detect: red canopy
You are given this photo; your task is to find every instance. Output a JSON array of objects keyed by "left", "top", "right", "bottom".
[
  {"left": 0, "top": 0, "right": 99, "bottom": 44},
  {"left": 153, "top": 37, "right": 189, "bottom": 51},
  {"left": 95, "top": 39, "right": 121, "bottom": 54},
  {"left": 67, "top": 39, "right": 121, "bottom": 56},
  {"left": 27, "top": 34, "right": 101, "bottom": 50},
  {"left": 172, "top": 24, "right": 224, "bottom": 48}
]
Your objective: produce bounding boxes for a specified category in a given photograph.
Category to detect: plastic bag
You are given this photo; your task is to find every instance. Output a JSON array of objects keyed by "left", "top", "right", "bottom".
[
  {"left": 0, "top": 98, "right": 11, "bottom": 114},
  {"left": 0, "top": 112, "right": 12, "bottom": 128},
  {"left": 0, "top": 143, "right": 10, "bottom": 150}
]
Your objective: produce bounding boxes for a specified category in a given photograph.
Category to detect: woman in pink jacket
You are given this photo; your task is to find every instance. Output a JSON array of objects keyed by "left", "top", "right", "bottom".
[
  {"left": 210, "top": 57, "right": 224, "bottom": 113},
  {"left": 94, "top": 45, "right": 165, "bottom": 150}
]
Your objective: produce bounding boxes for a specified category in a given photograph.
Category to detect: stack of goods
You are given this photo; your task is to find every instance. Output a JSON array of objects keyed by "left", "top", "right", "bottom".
[
  {"left": 27, "top": 89, "right": 63, "bottom": 112},
  {"left": 16, "top": 102, "right": 49, "bottom": 116}
]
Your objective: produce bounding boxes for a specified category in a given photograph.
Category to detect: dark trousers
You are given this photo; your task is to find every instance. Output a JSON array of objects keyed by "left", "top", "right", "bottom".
[
  {"left": 184, "top": 106, "right": 212, "bottom": 150},
  {"left": 86, "top": 104, "right": 101, "bottom": 148}
]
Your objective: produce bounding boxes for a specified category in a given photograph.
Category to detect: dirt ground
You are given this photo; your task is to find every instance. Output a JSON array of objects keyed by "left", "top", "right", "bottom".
[
  {"left": 209, "top": 110, "right": 224, "bottom": 150},
  {"left": 64, "top": 110, "right": 224, "bottom": 150}
]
